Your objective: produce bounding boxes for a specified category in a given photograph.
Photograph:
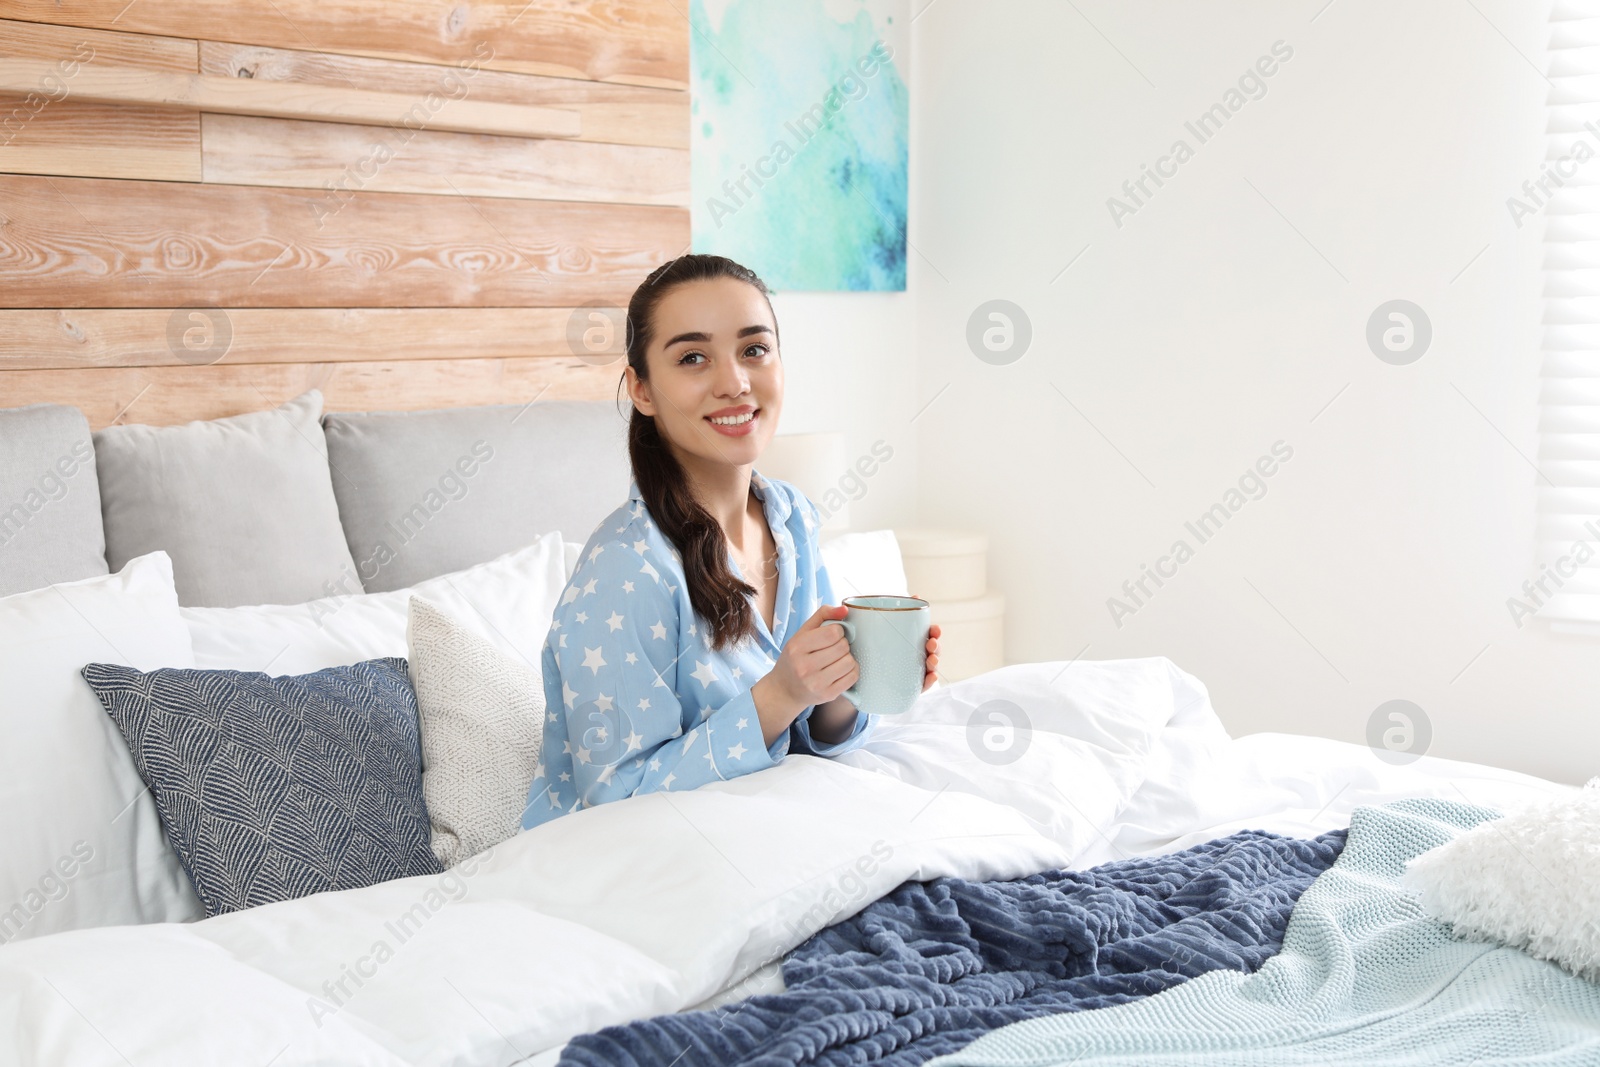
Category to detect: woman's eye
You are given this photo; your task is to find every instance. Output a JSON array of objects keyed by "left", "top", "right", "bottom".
[{"left": 676, "top": 345, "right": 769, "bottom": 366}]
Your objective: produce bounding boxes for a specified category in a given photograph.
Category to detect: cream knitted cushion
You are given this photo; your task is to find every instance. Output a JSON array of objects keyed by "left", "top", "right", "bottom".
[{"left": 406, "top": 596, "right": 544, "bottom": 867}]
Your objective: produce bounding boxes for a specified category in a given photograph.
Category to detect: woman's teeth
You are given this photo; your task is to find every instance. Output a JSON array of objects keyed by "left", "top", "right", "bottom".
[{"left": 709, "top": 411, "right": 756, "bottom": 425}]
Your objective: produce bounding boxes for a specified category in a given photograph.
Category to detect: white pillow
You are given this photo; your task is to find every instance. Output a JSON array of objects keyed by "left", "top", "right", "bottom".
[
  {"left": 407, "top": 597, "right": 544, "bottom": 867},
  {"left": 1404, "top": 780, "right": 1600, "bottom": 980},
  {"left": 0, "top": 551, "right": 204, "bottom": 942},
  {"left": 819, "top": 529, "right": 910, "bottom": 599},
  {"left": 563, "top": 540, "right": 583, "bottom": 582},
  {"left": 182, "top": 532, "right": 568, "bottom": 675}
]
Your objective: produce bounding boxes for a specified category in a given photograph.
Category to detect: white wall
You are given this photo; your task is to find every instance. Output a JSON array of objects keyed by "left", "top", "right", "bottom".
[
  {"left": 766, "top": 288, "right": 919, "bottom": 532},
  {"left": 771, "top": 0, "right": 1595, "bottom": 784}
]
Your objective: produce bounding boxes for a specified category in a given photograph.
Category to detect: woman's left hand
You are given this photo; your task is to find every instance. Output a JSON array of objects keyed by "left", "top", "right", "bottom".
[{"left": 916, "top": 601, "right": 942, "bottom": 692}]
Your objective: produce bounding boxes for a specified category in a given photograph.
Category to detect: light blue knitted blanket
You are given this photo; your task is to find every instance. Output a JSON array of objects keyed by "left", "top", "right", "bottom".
[{"left": 927, "top": 798, "right": 1600, "bottom": 1066}]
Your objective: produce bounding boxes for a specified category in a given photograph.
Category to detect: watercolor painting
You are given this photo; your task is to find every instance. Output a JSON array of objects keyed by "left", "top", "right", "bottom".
[{"left": 689, "top": 0, "right": 909, "bottom": 292}]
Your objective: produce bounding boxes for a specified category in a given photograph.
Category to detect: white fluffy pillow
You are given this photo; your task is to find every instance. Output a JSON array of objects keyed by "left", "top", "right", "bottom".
[
  {"left": 0, "top": 552, "right": 204, "bottom": 941},
  {"left": 1404, "top": 780, "right": 1600, "bottom": 980},
  {"left": 182, "top": 532, "right": 567, "bottom": 675},
  {"left": 407, "top": 597, "right": 544, "bottom": 867}
]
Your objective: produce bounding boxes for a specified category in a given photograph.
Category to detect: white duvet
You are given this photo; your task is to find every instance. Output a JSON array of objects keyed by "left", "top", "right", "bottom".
[{"left": 0, "top": 658, "right": 1572, "bottom": 1067}]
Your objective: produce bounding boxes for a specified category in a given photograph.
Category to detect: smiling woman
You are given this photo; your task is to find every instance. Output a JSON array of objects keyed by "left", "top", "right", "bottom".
[
  {"left": 520, "top": 254, "right": 940, "bottom": 829},
  {"left": 623, "top": 256, "right": 789, "bottom": 655}
]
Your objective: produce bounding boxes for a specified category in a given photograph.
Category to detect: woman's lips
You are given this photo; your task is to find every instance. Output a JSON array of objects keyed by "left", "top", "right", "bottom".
[{"left": 705, "top": 408, "right": 759, "bottom": 436}]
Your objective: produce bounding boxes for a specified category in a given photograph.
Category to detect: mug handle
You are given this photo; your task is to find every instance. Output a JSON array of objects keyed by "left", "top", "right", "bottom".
[{"left": 819, "top": 618, "right": 861, "bottom": 705}]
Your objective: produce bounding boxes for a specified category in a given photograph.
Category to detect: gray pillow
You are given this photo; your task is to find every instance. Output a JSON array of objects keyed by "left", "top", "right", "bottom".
[
  {"left": 323, "top": 401, "right": 628, "bottom": 592},
  {"left": 0, "top": 403, "right": 109, "bottom": 597},
  {"left": 94, "top": 390, "right": 359, "bottom": 607}
]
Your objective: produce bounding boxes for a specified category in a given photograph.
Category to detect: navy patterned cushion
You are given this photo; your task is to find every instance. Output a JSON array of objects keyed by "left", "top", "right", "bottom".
[{"left": 80, "top": 657, "right": 441, "bottom": 916}]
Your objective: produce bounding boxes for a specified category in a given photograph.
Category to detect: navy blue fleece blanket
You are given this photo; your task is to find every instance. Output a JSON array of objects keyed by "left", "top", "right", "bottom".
[{"left": 557, "top": 826, "right": 1348, "bottom": 1067}]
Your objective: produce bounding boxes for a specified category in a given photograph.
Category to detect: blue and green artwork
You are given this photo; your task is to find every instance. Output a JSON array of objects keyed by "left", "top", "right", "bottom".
[{"left": 690, "top": 0, "right": 909, "bottom": 291}]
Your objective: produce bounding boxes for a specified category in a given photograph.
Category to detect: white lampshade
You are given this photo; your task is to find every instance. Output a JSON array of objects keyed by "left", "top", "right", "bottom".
[{"left": 757, "top": 431, "right": 850, "bottom": 531}]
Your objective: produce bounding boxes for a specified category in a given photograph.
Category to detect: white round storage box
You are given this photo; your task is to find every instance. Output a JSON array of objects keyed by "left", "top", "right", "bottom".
[
  {"left": 926, "top": 592, "right": 1005, "bottom": 682},
  {"left": 894, "top": 528, "right": 988, "bottom": 602}
]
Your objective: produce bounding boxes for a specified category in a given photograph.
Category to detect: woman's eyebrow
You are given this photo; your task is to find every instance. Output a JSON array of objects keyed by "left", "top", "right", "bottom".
[{"left": 663, "top": 325, "right": 774, "bottom": 348}]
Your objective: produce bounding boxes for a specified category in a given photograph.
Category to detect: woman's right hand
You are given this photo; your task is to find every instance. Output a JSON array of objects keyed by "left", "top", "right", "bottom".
[{"left": 751, "top": 604, "right": 859, "bottom": 743}]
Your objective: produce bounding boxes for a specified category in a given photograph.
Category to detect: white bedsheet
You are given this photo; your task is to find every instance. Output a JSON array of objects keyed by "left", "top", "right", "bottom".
[
  {"left": 1069, "top": 679, "right": 1574, "bottom": 867},
  {"left": 0, "top": 657, "right": 1571, "bottom": 1067}
]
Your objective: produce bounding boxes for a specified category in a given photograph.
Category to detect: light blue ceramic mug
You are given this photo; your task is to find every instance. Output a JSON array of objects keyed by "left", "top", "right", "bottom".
[{"left": 820, "top": 594, "right": 931, "bottom": 717}]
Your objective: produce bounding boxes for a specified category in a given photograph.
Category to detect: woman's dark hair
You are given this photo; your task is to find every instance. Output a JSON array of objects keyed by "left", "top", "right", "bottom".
[{"left": 620, "top": 254, "right": 778, "bottom": 653}]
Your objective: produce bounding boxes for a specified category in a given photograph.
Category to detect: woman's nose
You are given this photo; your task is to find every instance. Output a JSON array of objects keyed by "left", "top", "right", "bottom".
[{"left": 715, "top": 354, "right": 750, "bottom": 395}]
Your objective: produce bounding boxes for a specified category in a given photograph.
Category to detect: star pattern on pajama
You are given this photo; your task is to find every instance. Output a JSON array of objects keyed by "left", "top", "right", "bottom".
[{"left": 521, "top": 469, "right": 874, "bottom": 831}]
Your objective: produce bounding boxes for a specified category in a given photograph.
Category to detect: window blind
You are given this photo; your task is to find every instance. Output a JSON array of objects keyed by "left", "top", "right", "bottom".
[{"left": 1539, "top": 0, "right": 1600, "bottom": 626}]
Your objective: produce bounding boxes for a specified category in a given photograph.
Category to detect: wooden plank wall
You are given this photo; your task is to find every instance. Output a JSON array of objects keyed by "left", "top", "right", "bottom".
[{"left": 0, "top": 2, "right": 689, "bottom": 427}]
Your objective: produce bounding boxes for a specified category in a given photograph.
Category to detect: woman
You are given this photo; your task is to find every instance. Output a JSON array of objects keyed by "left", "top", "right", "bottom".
[{"left": 521, "top": 254, "right": 941, "bottom": 829}]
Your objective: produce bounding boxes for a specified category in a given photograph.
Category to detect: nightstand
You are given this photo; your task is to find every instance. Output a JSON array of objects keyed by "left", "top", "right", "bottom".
[{"left": 893, "top": 528, "right": 1004, "bottom": 682}]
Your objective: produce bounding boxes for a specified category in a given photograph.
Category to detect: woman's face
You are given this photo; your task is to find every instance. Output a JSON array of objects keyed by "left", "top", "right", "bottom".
[{"left": 628, "top": 276, "right": 783, "bottom": 471}]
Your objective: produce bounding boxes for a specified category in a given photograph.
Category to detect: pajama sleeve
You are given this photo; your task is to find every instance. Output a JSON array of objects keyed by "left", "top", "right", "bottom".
[
  {"left": 539, "top": 538, "right": 784, "bottom": 814},
  {"left": 787, "top": 496, "right": 875, "bottom": 758}
]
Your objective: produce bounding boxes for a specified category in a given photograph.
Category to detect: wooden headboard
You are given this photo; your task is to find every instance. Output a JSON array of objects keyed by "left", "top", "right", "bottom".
[{"left": 0, "top": 2, "right": 688, "bottom": 428}]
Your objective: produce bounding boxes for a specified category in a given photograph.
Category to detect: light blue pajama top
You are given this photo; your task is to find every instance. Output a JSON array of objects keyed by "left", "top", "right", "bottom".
[{"left": 520, "top": 468, "right": 874, "bottom": 830}]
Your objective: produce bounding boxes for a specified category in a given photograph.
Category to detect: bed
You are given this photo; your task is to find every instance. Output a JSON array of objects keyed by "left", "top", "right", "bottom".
[
  {"left": 0, "top": 396, "right": 1588, "bottom": 1066},
  {"left": 0, "top": 652, "right": 1576, "bottom": 1065}
]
